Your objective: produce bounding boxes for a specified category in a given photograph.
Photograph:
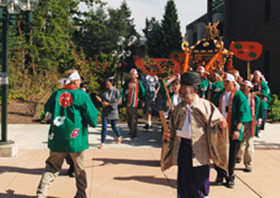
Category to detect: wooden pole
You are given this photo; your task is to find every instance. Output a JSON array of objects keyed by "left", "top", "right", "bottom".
[
  {"left": 161, "top": 79, "right": 172, "bottom": 109},
  {"left": 159, "top": 79, "right": 172, "bottom": 141},
  {"left": 159, "top": 111, "right": 169, "bottom": 141},
  {"left": 247, "top": 61, "right": 251, "bottom": 80}
]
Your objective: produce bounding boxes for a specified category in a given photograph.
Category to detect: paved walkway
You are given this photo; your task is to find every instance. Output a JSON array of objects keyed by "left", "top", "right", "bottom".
[{"left": 0, "top": 123, "right": 280, "bottom": 198}]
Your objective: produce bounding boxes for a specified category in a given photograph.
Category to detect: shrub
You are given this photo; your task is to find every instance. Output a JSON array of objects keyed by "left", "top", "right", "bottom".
[
  {"left": 119, "top": 107, "right": 127, "bottom": 122},
  {"left": 138, "top": 108, "right": 144, "bottom": 118},
  {"left": 40, "top": 108, "right": 46, "bottom": 124},
  {"left": 268, "top": 94, "right": 280, "bottom": 122}
]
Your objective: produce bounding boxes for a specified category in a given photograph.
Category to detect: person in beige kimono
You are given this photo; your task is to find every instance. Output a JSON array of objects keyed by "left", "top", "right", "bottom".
[{"left": 162, "top": 72, "right": 228, "bottom": 198}]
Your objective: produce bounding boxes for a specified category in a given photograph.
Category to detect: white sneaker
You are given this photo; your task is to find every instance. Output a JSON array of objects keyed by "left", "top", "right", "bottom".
[{"left": 257, "top": 133, "right": 262, "bottom": 138}]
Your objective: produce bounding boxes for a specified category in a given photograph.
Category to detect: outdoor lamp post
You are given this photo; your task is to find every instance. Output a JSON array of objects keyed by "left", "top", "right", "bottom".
[
  {"left": 113, "top": 35, "right": 138, "bottom": 87},
  {"left": 0, "top": 0, "right": 39, "bottom": 149}
]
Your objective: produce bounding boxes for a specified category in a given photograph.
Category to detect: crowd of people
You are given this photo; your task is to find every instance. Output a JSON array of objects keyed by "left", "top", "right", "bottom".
[
  {"left": 36, "top": 67, "right": 271, "bottom": 198},
  {"left": 162, "top": 67, "right": 271, "bottom": 198}
]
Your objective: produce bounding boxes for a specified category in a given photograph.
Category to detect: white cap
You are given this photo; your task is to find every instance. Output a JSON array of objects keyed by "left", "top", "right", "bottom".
[
  {"left": 197, "top": 66, "right": 206, "bottom": 73},
  {"left": 233, "top": 70, "right": 240, "bottom": 77},
  {"left": 130, "top": 68, "right": 138, "bottom": 74},
  {"left": 242, "top": 80, "right": 253, "bottom": 88},
  {"left": 254, "top": 70, "right": 262, "bottom": 76},
  {"left": 224, "top": 73, "right": 235, "bottom": 81},
  {"left": 130, "top": 68, "right": 138, "bottom": 77}
]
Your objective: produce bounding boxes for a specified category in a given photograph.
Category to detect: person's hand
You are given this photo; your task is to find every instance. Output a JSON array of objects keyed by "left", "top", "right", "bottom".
[
  {"left": 153, "top": 95, "right": 157, "bottom": 102},
  {"left": 232, "top": 131, "right": 240, "bottom": 140},
  {"left": 166, "top": 99, "right": 171, "bottom": 107},
  {"left": 96, "top": 96, "right": 102, "bottom": 103},
  {"left": 102, "top": 102, "right": 110, "bottom": 107},
  {"left": 163, "top": 129, "right": 171, "bottom": 142},
  {"left": 141, "top": 101, "right": 145, "bottom": 108},
  {"left": 119, "top": 98, "right": 122, "bottom": 105},
  {"left": 218, "top": 119, "right": 227, "bottom": 129}
]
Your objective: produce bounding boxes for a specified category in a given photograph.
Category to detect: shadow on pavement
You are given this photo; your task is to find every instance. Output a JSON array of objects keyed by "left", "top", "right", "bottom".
[
  {"left": 89, "top": 124, "right": 163, "bottom": 148},
  {"left": 0, "top": 189, "right": 58, "bottom": 198},
  {"left": 114, "top": 175, "right": 176, "bottom": 188},
  {"left": 0, "top": 166, "right": 69, "bottom": 176},
  {"left": 92, "top": 158, "right": 160, "bottom": 167},
  {"left": 0, "top": 166, "right": 44, "bottom": 175},
  {"left": 254, "top": 141, "right": 280, "bottom": 150}
]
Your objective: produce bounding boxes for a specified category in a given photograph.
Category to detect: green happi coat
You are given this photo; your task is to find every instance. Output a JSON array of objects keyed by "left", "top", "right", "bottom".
[
  {"left": 213, "top": 89, "right": 252, "bottom": 141},
  {"left": 253, "top": 94, "right": 263, "bottom": 136},
  {"left": 120, "top": 79, "right": 146, "bottom": 108},
  {"left": 198, "top": 78, "right": 209, "bottom": 99},
  {"left": 208, "top": 80, "right": 224, "bottom": 102},
  {"left": 45, "top": 87, "right": 98, "bottom": 153},
  {"left": 259, "top": 80, "right": 271, "bottom": 110}
]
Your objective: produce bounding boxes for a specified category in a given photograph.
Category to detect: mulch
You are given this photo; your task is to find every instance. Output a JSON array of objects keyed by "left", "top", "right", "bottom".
[{"left": 0, "top": 101, "right": 42, "bottom": 124}]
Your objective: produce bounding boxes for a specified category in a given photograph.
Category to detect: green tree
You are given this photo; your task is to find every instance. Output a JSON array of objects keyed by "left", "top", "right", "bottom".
[
  {"left": 119, "top": 0, "right": 137, "bottom": 36},
  {"left": 143, "top": 17, "right": 163, "bottom": 58},
  {"left": 1, "top": 0, "right": 139, "bottom": 103},
  {"left": 6, "top": 0, "right": 96, "bottom": 100},
  {"left": 73, "top": 0, "right": 138, "bottom": 58},
  {"left": 160, "top": 0, "right": 182, "bottom": 58},
  {"left": 73, "top": 6, "right": 109, "bottom": 57}
]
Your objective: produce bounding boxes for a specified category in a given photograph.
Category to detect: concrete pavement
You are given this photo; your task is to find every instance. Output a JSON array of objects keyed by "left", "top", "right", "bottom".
[{"left": 0, "top": 123, "right": 280, "bottom": 198}]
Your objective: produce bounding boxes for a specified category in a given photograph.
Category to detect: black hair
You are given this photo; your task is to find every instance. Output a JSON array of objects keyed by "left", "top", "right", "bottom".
[{"left": 106, "top": 79, "right": 114, "bottom": 86}]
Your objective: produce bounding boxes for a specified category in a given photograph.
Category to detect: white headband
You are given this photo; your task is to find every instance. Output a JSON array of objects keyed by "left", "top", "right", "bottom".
[
  {"left": 224, "top": 73, "right": 235, "bottom": 81},
  {"left": 242, "top": 80, "right": 253, "bottom": 88},
  {"left": 58, "top": 71, "right": 81, "bottom": 86},
  {"left": 254, "top": 70, "right": 262, "bottom": 76}
]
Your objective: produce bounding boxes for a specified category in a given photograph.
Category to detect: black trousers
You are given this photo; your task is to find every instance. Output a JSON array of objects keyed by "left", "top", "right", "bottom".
[
  {"left": 215, "top": 138, "right": 241, "bottom": 177},
  {"left": 259, "top": 109, "right": 268, "bottom": 130},
  {"left": 177, "top": 138, "right": 210, "bottom": 198}
]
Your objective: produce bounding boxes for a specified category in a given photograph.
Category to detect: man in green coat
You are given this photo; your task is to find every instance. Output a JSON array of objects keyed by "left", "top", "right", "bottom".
[
  {"left": 207, "top": 72, "right": 224, "bottom": 102},
  {"left": 252, "top": 70, "right": 271, "bottom": 137},
  {"left": 236, "top": 80, "right": 263, "bottom": 172},
  {"left": 196, "top": 66, "right": 209, "bottom": 99},
  {"left": 213, "top": 73, "right": 252, "bottom": 188},
  {"left": 120, "top": 69, "right": 146, "bottom": 138},
  {"left": 37, "top": 69, "right": 98, "bottom": 198}
]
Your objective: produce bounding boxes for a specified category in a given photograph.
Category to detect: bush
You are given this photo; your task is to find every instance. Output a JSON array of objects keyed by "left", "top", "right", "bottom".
[
  {"left": 138, "top": 108, "right": 144, "bottom": 118},
  {"left": 268, "top": 94, "right": 280, "bottom": 122},
  {"left": 119, "top": 107, "right": 127, "bottom": 122},
  {"left": 40, "top": 108, "right": 46, "bottom": 124}
]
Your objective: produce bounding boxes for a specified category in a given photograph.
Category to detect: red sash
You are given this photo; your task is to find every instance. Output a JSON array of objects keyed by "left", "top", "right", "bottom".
[
  {"left": 63, "top": 84, "right": 77, "bottom": 90},
  {"left": 127, "top": 79, "right": 139, "bottom": 107},
  {"left": 219, "top": 88, "right": 237, "bottom": 134},
  {"left": 250, "top": 93, "right": 256, "bottom": 137}
]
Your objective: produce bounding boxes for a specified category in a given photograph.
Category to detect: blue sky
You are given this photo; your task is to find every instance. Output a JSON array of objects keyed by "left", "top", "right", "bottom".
[{"left": 80, "top": 0, "right": 207, "bottom": 36}]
